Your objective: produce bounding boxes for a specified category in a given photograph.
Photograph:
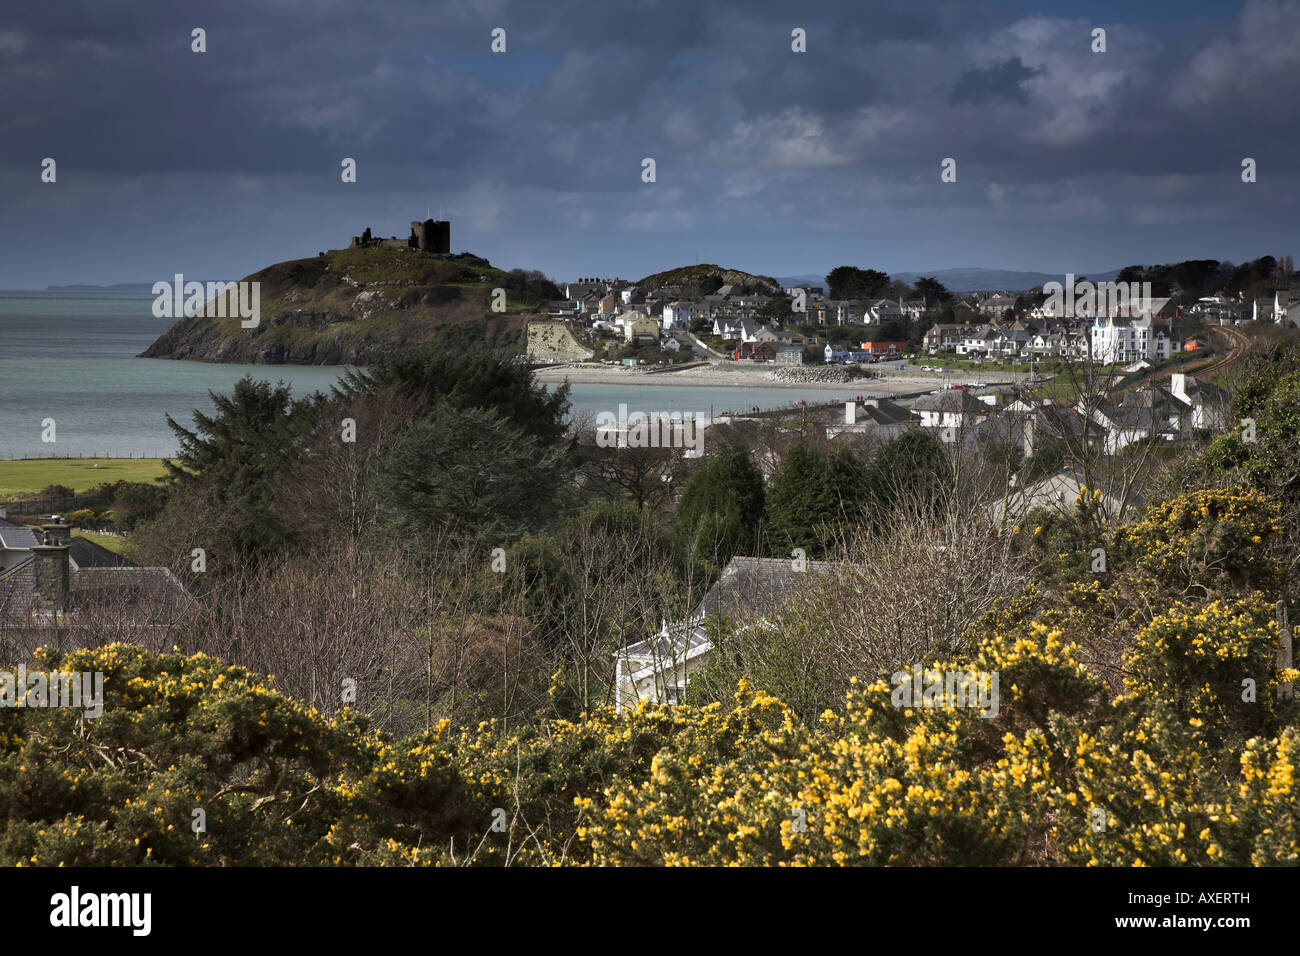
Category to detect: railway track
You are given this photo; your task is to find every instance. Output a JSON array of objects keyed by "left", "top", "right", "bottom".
[
  {"left": 1195, "top": 325, "right": 1250, "bottom": 379},
  {"left": 1115, "top": 324, "right": 1249, "bottom": 393}
]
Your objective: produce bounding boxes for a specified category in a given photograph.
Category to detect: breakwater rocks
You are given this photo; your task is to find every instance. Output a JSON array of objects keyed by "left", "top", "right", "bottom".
[{"left": 765, "top": 365, "right": 876, "bottom": 384}]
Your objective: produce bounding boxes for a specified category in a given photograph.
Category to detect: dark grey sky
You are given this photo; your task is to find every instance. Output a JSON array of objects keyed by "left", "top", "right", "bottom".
[{"left": 1, "top": 0, "right": 1295, "bottom": 288}]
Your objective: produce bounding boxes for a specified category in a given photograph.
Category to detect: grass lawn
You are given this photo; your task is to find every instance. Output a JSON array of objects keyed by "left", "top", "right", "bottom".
[
  {"left": 1031, "top": 374, "right": 1083, "bottom": 404},
  {"left": 73, "top": 530, "right": 131, "bottom": 556},
  {"left": 0, "top": 458, "right": 168, "bottom": 500}
]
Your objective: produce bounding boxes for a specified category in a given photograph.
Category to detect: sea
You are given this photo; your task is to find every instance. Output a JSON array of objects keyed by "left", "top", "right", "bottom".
[{"left": 0, "top": 292, "right": 859, "bottom": 459}]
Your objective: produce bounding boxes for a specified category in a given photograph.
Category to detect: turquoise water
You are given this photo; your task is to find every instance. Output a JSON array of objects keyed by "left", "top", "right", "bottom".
[
  {"left": 0, "top": 292, "right": 854, "bottom": 458},
  {"left": 0, "top": 292, "right": 351, "bottom": 458}
]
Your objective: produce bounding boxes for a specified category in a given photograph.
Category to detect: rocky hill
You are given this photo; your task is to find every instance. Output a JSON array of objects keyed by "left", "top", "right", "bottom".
[
  {"left": 139, "top": 246, "right": 550, "bottom": 365},
  {"left": 636, "top": 263, "right": 782, "bottom": 295}
]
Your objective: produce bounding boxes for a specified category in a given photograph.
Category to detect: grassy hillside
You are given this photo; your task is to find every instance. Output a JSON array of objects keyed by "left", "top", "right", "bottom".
[
  {"left": 140, "top": 246, "right": 549, "bottom": 365},
  {"left": 636, "top": 263, "right": 782, "bottom": 294}
]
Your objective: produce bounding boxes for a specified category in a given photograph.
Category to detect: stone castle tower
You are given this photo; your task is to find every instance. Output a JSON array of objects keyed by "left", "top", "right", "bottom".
[
  {"left": 350, "top": 218, "right": 450, "bottom": 253},
  {"left": 409, "top": 219, "right": 450, "bottom": 254}
]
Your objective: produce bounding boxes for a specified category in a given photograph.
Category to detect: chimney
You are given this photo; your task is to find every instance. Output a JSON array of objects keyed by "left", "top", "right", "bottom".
[
  {"left": 41, "top": 521, "right": 71, "bottom": 546},
  {"left": 32, "top": 539, "right": 70, "bottom": 611},
  {"left": 845, "top": 401, "right": 857, "bottom": 425}
]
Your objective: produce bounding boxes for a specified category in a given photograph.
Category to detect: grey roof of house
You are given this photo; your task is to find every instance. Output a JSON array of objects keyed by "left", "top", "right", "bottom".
[
  {"left": 1176, "top": 377, "right": 1229, "bottom": 404},
  {"left": 69, "top": 567, "right": 192, "bottom": 621},
  {"left": 959, "top": 414, "right": 1021, "bottom": 450},
  {"left": 620, "top": 620, "right": 711, "bottom": 664},
  {"left": 857, "top": 399, "right": 921, "bottom": 426},
  {"left": 0, "top": 555, "right": 35, "bottom": 585},
  {"left": 68, "top": 535, "right": 135, "bottom": 569},
  {"left": 0, "top": 557, "right": 37, "bottom": 619},
  {"left": 1120, "top": 385, "right": 1191, "bottom": 412},
  {"left": 0, "top": 558, "right": 189, "bottom": 624},
  {"left": 1034, "top": 404, "right": 1105, "bottom": 438},
  {"left": 695, "top": 556, "right": 840, "bottom": 620},
  {"left": 912, "top": 391, "right": 990, "bottom": 413},
  {"left": 0, "top": 522, "right": 39, "bottom": 551},
  {"left": 1094, "top": 395, "right": 1176, "bottom": 429}
]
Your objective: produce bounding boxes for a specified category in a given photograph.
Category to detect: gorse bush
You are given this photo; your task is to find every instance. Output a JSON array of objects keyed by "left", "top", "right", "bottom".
[{"left": 2, "top": 486, "right": 1294, "bottom": 866}]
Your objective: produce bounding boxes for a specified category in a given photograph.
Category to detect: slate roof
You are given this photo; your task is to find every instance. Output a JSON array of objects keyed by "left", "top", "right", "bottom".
[
  {"left": 69, "top": 567, "right": 191, "bottom": 622},
  {"left": 0, "top": 554, "right": 189, "bottom": 625},
  {"left": 1119, "top": 385, "right": 1191, "bottom": 414},
  {"left": 855, "top": 399, "right": 921, "bottom": 427},
  {"left": 1032, "top": 404, "right": 1105, "bottom": 440},
  {"left": 0, "top": 521, "right": 39, "bottom": 551},
  {"left": 1175, "top": 377, "right": 1229, "bottom": 405},
  {"left": 0, "top": 556, "right": 35, "bottom": 593},
  {"left": 695, "top": 556, "right": 839, "bottom": 620},
  {"left": 912, "top": 391, "right": 990, "bottom": 414},
  {"left": 68, "top": 535, "right": 135, "bottom": 569},
  {"left": 620, "top": 620, "right": 711, "bottom": 665}
]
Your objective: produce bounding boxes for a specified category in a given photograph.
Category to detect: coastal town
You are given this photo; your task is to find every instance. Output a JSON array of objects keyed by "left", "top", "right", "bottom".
[
  {"left": 531, "top": 266, "right": 1298, "bottom": 369},
  {"left": 2, "top": 0, "right": 1297, "bottom": 899}
]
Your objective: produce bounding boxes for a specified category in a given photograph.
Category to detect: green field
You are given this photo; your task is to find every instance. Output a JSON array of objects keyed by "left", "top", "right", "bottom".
[
  {"left": 0, "top": 458, "right": 169, "bottom": 500},
  {"left": 73, "top": 530, "right": 131, "bottom": 556}
]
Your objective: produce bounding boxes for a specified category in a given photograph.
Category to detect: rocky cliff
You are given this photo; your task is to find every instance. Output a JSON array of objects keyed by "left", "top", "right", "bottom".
[{"left": 139, "top": 246, "right": 542, "bottom": 365}]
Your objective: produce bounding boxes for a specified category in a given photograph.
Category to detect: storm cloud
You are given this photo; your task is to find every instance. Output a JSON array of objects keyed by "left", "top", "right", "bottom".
[{"left": 0, "top": 0, "right": 1295, "bottom": 287}]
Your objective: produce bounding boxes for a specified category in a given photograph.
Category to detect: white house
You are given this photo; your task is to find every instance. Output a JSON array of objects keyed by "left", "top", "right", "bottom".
[
  {"left": 613, "top": 557, "right": 840, "bottom": 711},
  {"left": 956, "top": 325, "right": 998, "bottom": 356},
  {"left": 1080, "top": 386, "right": 1192, "bottom": 453},
  {"left": 662, "top": 300, "right": 703, "bottom": 331},
  {"left": 1090, "top": 317, "right": 1173, "bottom": 364},
  {"left": 911, "top": 390, "right": 993, "bottom": 430},
  {"left": 1168, "top": 373, "right": 1231, "bottom": 431},
  {"left": 864, "top": 299, "right": 903, "bottom": 324}
]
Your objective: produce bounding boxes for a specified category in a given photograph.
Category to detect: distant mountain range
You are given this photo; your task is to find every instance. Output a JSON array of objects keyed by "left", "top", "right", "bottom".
[{"left": 776, "top": 267, "right": 1123, "bottom": 294}]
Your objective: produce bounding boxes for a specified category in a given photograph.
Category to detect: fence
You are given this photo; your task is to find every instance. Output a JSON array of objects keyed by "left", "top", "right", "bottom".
[
  {"left": 0, "top": 452, "right": 173, "bottom": 461},
  {"left": 1, "top": 491, "right": 114, "bottom": 517}
]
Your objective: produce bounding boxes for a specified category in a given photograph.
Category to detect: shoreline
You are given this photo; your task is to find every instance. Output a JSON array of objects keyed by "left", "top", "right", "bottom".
[{"left": 533, "top": 362, "right": 1020, "bottom": 395}]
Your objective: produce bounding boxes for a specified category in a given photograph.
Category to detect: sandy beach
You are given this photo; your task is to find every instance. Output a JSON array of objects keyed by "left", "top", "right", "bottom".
[{"left": 533, "top": 361, "right": 1022, "bottom": 397}]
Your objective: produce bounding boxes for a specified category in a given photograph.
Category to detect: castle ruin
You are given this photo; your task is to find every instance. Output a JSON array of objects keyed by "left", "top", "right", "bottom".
[{"left": 350, "top": 218, "right": 450, "bottom": 254}]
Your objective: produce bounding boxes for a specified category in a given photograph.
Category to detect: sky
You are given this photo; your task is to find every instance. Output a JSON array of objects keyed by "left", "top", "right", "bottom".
[{"left": 1, "top": 0, "right": 1297, "bottom": 288}]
